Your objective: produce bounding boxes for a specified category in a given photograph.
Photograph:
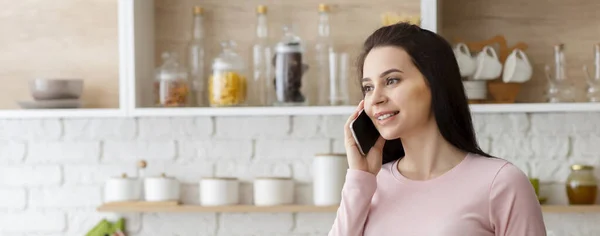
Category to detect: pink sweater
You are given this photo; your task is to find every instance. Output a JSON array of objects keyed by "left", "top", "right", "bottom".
[{"left": 328, "top": 153, "right": 546, "bottom": 236}]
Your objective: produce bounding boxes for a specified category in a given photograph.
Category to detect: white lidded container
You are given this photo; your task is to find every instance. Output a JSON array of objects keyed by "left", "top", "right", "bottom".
[
  {"left": 104, "top": 173, "right": 142, "bottom": 202},
  {"left": 144, "top": 173, "right": 180, "bottom": 202},
  {"left": 253, "top": 177, "right": 294, "bottom": 206},
  {"left": 313, "top": 153, "right": 348, "bottom": 206},
  {"left": 199, "top": 177, "right": 239, "bottom": 206}
]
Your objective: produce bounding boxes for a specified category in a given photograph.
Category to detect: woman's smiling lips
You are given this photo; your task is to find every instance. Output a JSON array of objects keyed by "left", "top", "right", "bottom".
[{"left": 373, "top": 110, "right": 400, "bottom": 125}]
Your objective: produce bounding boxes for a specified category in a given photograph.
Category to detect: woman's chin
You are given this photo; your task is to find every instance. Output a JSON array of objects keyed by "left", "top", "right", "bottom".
[{"left": 379, "top": 129, "right": 401, "bottom": 140}]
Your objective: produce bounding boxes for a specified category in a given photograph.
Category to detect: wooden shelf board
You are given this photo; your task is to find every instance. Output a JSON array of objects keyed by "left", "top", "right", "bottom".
[
  {"left": 541, "top": 205, "right": 600, "bottom": 213},
  {"left": 97, "top": 203, "right": 339, "bottom": 213},
  {"left": 97, "top": 203, "right": 600, "bottom": 213}
]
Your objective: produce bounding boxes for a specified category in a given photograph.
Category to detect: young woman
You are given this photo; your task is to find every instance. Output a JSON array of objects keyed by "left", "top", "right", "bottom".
[{"left": 328, "top": 22, "right": 546, "bottom": 235}]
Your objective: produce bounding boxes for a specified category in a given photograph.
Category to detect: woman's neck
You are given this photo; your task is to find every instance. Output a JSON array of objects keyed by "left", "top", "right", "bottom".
[{"left": 397, "top": 118, "right": 468, "bottom": 181}]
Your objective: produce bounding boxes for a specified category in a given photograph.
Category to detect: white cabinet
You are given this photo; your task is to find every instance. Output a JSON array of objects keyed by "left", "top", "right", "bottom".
[{"left": 5, "top": 0, "right": 599, "bottom": 118}]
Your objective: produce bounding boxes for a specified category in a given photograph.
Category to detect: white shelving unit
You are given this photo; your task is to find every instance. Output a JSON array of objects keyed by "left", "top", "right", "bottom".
[{"left": 5, "top": 0, "right": 600, "bottom": 119}]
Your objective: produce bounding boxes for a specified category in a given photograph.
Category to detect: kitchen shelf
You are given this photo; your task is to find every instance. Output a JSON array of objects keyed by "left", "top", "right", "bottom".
[
  {"left": 541, "top": 205, "right": 600, "bottom": 213},
  {"left": 0, "top": 108, "right": 126, "bottom": 119},
  {"left": 129, "top": 103, "right": 600, "bottom": 117},
  {"left": 4, "top": 103, "right": 599, "bottom": 119},
  {"left": 97, "top": 203, "right": 339, "bottom": 213},
  {"left": 97, "top": 203, "right": 600, "bottom": 213}
]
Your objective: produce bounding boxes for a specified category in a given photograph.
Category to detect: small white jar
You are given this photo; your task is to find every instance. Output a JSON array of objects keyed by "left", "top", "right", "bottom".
[
  {"left": 313, "top": 153, "right": 348, "bottom": 206},
  {"left": 104, "top": 173, "right": 141, "bottom": 202},
  {"left": 253, "top": 177, "right": 294, "bottom": 206},
  {"left": 144, "top": 173, "right": 180, "bottom": 202},
  {"left": 200, "top": 177, "right": 239, "bottom": 206}
]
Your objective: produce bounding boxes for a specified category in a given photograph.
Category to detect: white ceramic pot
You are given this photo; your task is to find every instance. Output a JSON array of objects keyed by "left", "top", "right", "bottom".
[
  {"left": 104, "top": 173, "right": 141, "bottom": 203},
  {"left": 144, "top": 173, "right": 180, "bottom": 202},
  {"left": 313, "top": 153, "right": 348, "bottom": 206},
  {"left": 463, "top": 81, "right": 487, "bottom": 100},
  {"left": 200, "top": 177, "right": 239, "bottom": 206},
  {"left": 253, "top": 177, "right": 294, "bottom": 206}
]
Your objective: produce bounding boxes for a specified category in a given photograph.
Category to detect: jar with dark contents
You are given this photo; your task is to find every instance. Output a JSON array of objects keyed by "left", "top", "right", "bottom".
[
  {"left": 566, "top": 164, "right": 598, "bottom": 205},
  {"left": 154, "top": 52, "right": 190, "bottom": 107},
  {"left": 272, "top": 26, "right": 308, "bottom": 106}
]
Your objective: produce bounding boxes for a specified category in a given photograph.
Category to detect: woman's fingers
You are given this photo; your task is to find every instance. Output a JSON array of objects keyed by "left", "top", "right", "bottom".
[{"left": 343, "top": 100, "right": 364, "bottom": 142}]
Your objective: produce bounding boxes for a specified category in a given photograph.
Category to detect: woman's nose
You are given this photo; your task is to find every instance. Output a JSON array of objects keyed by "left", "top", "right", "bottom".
[{"left": 372, "top": 87, "right": 387, "bottom": 105}]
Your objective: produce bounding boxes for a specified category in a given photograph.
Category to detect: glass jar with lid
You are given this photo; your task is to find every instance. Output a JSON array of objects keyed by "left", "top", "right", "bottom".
[
  {"left": 154, "top": 51, "right": 190, "bottom": 107},
  {"left": 566, "top": 164, "right": 598, "bottom": 205},
  {"left": 273, "top": 25, "right": 308, "bottom": 106},
  {"left": 208, "top": 40, "right": 247, "bottom": 107}
]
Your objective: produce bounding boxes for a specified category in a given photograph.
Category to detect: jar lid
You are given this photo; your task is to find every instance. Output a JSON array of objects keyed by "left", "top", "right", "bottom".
[
  {"left": 212, "top": 40, "right": 245, "bottom": 71},
  {"left": 254, "top": 176, "right": 293, "bottom": 180},
  {"left": 201, "top": 177, "right": 238, "bottom": 181},
  {"left": 111, "top": 173, "right": 137, "bottom": 180},
  {"left": 571, "top": 164, "right": 594, "bottom": 171},
  {"left": 146, "top": 172, "right": 176, "bottom": 179}
]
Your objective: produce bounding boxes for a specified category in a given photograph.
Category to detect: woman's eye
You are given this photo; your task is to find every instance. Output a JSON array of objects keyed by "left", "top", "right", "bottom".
[
  {"left": 386, "top": 78, "right": 400, "bottom": 85},
  {"left": 362, "top": 85, "right": 373, "bottom": 92}
]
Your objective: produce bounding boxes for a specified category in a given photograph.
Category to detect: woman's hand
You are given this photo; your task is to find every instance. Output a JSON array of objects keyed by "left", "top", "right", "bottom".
[{"left": 343, "top": 100, "right": 386, "bottom": 176}]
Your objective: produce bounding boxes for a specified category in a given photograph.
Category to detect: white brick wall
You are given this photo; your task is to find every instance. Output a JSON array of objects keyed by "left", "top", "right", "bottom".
[{"left": 1, "top": 114, "right": 600, "bottom": 235}]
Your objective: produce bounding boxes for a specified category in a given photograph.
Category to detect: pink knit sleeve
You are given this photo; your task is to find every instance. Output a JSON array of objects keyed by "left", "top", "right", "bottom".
[
  {"left": 328, "top": 169, "right": 377, "bottom": 236},
  {"left": 489, "top": 162, "right": 547, "bottom": 236}
]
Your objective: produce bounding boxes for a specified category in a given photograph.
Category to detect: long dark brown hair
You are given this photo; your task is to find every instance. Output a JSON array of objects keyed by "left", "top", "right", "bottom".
[{"left": 356, "top": 22, "right": 492, "bottom": 164}]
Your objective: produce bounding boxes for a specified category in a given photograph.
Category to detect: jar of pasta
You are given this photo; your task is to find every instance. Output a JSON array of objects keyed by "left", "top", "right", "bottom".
[
  {"left": 566, "top": 164, "right": 598, "bottom": 205},
  {"left": 154, "top": 52, "right": 190, "bottom": 107},
  {"left": 208, "top": 41, "right": 247, "bottom": 107}
]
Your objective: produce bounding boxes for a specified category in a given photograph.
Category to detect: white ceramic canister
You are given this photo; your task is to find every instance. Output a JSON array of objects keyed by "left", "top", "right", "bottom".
[
  {"left": 104, "top": 173, "right": 142, "bottom": 203},
  {"left": 144, "top": 173, "right": 180, "bottom": 202},
  {"left": 199, "top": 177, "right": 239, "bottom": 206},
  {"left": 253, "top": 177, "right": 294, "bottom": 206},
  {"left": 313, "top": 153, "right": 349, "bottom": 206}
]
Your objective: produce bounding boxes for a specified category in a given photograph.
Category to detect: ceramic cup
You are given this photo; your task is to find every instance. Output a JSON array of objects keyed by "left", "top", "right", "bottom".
[
  {"left": 199, "top": 177, "right": 239, "bottom": 206},
  {"left": 453, "top": 43, "right": 476, "bottom": 77},
  {"left": 462, "top": 80, "right": 487, "bottom": 100},
  {"left": 473, "top": 46, "right": 503, "bottom": 80},
  {"left": 502, "top": 49, "right": 533, "bottom": 83},
  {"left": 104, "top": 173, "right": 142, "bottom": 202},
  {"left": 253, "top": 177, "right": 294, "bottom": 206},
  {"left": 144, "top": 173, "right": 180, "bottom": 202}
]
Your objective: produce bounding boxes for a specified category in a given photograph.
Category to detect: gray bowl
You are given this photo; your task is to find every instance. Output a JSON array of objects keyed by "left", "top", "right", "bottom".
[{"left": 30, "top": 78, "right": 83, "bottom": 100}]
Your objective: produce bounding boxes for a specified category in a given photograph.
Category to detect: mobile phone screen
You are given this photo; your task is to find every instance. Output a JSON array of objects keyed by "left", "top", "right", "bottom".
[
  {"left": 350, "top": 110, "right": 405, "bottom": 163},
  {"left": 350, "top": 110, "right": 381, "bottom": 155}
]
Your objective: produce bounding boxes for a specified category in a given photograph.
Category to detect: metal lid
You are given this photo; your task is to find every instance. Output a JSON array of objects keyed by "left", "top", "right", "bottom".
[
  {"left": 318, "top": 4, "right": 330, "bottom": 12},
  {"left": 256, "top": 5, "right": 267, "bottom": 14},
  {"left": 571, "top": 164, "right": 594, "bottom": 171}
]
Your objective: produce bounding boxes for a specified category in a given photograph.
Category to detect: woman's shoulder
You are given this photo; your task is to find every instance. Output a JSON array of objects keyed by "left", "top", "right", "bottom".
[{"left": 467, "top": 153, "right": 530, "bottom": 187}]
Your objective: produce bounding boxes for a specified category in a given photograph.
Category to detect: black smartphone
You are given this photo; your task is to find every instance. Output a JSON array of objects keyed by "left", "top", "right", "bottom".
[
  {"left": 349, "top": 109, "right": 405, "bottom": 163},
  {"left": 350, "top": 109, "right": 383, "bottom": 156}
]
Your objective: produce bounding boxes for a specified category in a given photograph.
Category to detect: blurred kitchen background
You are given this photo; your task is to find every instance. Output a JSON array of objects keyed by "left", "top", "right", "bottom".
[{"left": 2, "top": 0, "right": 600, "bottom": 235}]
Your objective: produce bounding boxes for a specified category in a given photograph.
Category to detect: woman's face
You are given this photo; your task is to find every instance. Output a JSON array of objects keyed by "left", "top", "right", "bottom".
[{"left": 361, "top": 46, "right": 433, "bottom": 140}]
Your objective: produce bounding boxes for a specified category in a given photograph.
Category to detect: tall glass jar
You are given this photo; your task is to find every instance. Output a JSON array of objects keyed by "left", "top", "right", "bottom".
[
  {"left": 188, "top": 6, "right": 206, "bottom": 107},
  {"left": 154, "top": 52, "right": 190, "bottom": 107},
  {"left": 566, "top": 164, "right": 598, "bottom": 205},
  {"left": 208, "top": 41, "right": 247, "bottom": 107},
  {"left": 273, "top": 25, "right": 307, "bottom": 106}
]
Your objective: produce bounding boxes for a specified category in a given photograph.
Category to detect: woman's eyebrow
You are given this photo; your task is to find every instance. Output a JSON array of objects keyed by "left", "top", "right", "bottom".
[{"left": 361, "top": 68, "right": 403, "bottom": 82}]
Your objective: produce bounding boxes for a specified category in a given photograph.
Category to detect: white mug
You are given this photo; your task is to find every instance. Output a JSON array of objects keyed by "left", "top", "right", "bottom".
[
  {"left": 200, "top": 177, "right": 239, "bottom": 206},
  {"left": 453, "top": 43, "right": 476, "bottom": 77},
  {"left": 502, "top": 49, "right": 532, "bottom": 83},
  {"left": 144, "top": 173, "right": 180, "bottom": 202},
  {"left": 473, "top": 46, "right": 503, "bottom": 80}
]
